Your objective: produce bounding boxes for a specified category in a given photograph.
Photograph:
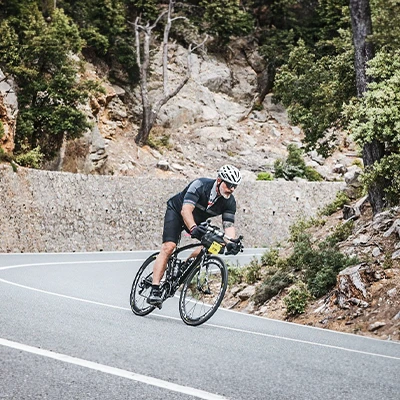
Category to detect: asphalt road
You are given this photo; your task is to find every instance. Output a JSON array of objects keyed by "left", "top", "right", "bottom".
[{"left": 1, "top": 251, "right": 399, "bottom": 400}]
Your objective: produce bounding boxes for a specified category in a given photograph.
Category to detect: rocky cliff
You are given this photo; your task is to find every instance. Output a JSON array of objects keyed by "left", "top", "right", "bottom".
[{"left": 0, "top": 69, "right": 18, "bottom": 154}]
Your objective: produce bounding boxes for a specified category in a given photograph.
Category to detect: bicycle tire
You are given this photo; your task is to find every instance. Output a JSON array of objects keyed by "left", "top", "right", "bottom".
[
  {"left": 130, "top": 253, "right": 158, "bottom": 316},
  {"left": 179, "top": 255, "right": 228, "bottom": 326}
]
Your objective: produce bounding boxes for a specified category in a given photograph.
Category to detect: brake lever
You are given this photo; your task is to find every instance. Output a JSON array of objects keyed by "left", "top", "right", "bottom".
[{"left": 230, "top": 235, "right": 243, "bottom": 244}]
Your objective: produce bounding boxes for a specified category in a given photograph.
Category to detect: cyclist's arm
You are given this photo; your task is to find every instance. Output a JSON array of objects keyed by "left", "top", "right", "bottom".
[
  {"left": 181, "top": 203, "right": 197, "bottom": 231},
  {"left": 222, "top": 220, "right": 236, "bottom": 240},
  {"left": 181, "top": 179, "right": 202, "bottom": 231}
]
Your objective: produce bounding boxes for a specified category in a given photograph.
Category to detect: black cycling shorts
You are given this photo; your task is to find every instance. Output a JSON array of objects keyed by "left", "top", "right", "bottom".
[{"left": 162, "top": 204, "right": 186, "bottom": 244}]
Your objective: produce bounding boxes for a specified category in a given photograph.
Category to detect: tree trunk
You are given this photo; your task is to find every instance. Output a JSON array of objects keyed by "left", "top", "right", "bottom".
[
  {"left": 135, "top": 20, "right": 154, "bottom": 147},
  {"left": 349, "top": 0, "right": 386, "bottom": 214},
  {"left": 133, "top": 0, "right": 196, "bottom": 146},
  {"left": 136, "top": 107, "right": 156, "bottom": 146},
  {"left": 349, "top": 0, "right": 374, "bottom": 97}
]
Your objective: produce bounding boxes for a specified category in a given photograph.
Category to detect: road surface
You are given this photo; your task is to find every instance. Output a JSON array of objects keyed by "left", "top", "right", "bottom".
[{"left": 1, "top": 251, "right": 399, "bottom": 399}]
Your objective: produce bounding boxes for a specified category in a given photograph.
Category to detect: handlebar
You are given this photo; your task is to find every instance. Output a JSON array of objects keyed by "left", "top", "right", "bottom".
[{"left": 199, "top": 220, "right": 244, "bottom": 254}]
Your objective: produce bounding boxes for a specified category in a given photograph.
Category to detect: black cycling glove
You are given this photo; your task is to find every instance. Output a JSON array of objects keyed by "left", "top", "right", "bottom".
[
  {"left": 190, "top": 224, "right": 207, "bottom": 240},
  {"left": 225, "top": 242, "right": 242, "bottom": 255}
]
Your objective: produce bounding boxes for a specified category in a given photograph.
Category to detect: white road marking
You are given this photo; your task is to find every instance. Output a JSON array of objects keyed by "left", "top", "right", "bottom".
[
  {"left": 0, "top": 338, "right": 228, "bottom": 400},
  {"left": 0, "top": 259, "right": 145, "bottom": 271},
  {"left": 1, "top": 277, "right": 399, "bottom": 361}
]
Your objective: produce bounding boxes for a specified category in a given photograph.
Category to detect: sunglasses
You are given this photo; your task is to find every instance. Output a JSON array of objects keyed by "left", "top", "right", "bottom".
[{"left": 223, "top": 181, "right": 237, "bottom": 189}]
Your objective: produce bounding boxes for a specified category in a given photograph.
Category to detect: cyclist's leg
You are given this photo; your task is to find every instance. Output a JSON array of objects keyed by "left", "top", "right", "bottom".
[
  {"left": 182, "top": 246, "right": 202, "bottom": 267},
  {"left": 148, "top": 206, "right": 182, "bottom": 304},
  {"left": 148, "top": 241, "right": 175, "bottom": 305},
  {"left": 152, "top": 241, "right": 176, "bottom": 284}
]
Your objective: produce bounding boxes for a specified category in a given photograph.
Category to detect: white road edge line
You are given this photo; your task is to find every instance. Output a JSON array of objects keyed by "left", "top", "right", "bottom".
[
  {"left": 0, "top": 259, "right": 146, "bottom": 271},
  {"left": 0, "top": 253, "right": 257, "bottom": 271},
  {"left": 0, "top": 338, "right": 228, "bottom": 400},
  {"left": 1, "top": 277, "right": 399, "bottom": 361}
]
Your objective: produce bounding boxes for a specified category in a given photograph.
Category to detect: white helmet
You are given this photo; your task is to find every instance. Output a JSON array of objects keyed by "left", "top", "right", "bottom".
[{"left": 218, "top": 165, "right": 242, "bottom": 185}]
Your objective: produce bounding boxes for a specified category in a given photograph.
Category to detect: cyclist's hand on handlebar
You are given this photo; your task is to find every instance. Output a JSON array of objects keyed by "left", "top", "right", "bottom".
[
  {"left": 190, "top": 224, "right": 207, "bottom": 240},
  {"left": 225, "top": 241, "right": 243, "bottom": 255}
]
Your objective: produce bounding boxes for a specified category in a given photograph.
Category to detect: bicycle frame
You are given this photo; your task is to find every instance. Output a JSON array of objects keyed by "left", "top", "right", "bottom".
[
  {"left": 162, "top": 224, "right": 241, "bottom": 298},
  {"left": 160, "top": 243, "right": 206, "bottom": 299}
]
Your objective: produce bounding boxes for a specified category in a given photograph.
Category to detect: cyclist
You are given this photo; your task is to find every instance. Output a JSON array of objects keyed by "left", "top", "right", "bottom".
[{"left": 147, "top": 164, "right": 243, "bottom": 305}]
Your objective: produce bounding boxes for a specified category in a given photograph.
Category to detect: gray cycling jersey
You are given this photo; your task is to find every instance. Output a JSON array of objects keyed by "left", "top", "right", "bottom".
[{"left": 167, "top": 178, "right": 236, "bottom": 225}]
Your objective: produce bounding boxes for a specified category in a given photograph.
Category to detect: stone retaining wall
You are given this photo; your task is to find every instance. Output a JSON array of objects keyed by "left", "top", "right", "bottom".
[{"left": 0, "top": 166, "right": 345, "bottom": 253}]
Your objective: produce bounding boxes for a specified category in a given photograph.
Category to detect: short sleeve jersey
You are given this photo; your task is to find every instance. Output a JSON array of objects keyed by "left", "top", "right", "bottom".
[{"left": 167, "top": 178, "right": 236, "bottom": 225}]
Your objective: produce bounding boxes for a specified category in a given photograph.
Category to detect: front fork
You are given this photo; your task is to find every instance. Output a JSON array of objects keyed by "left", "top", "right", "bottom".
[{"left": 196, "top": 255, "right": 211, "bottom": 295}]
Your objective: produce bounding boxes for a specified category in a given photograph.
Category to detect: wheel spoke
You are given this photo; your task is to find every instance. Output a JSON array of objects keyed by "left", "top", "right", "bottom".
[
  {"left": 179, "top": 256, "right": 227, "bottom": 326},
  {"left": 130, "top": 255, "right": 158, "bottom": 316}
]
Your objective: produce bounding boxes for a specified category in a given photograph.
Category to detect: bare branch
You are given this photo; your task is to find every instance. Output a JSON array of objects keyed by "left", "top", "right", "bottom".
[
  {"left": 170, "top": 16, "right": 187, "bottom": 22},
  {"left": 150, "top": 10, "right": 169, "bottom": 30},
  {"left": 190, "top": 35, "right": 208, "bottom": 53},
  {"left": 134, "top": 18, "right": 141, "bottom": 68}
]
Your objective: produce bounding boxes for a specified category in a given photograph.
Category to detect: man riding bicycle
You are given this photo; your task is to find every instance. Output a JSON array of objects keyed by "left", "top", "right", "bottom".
[{"left": 147, "top": 164, "right": 243, "bottom": 305}]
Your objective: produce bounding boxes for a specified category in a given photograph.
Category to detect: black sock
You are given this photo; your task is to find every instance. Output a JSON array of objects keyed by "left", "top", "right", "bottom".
[{"left": 152, "top": 284, "right": 160, "bottom": 291}]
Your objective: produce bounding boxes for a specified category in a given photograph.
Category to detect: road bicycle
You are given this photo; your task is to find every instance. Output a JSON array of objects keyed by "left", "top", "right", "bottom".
[{"left": 130, "top": 221, "right": 243, "bottom": 326}]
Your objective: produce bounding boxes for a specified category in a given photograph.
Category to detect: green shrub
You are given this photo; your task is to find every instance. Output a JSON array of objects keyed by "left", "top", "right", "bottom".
[
  {"left": 307, "top": 266, "right": 338, "bottom": 297},
  {"left": 147, "top": 131, "right": 172, "bottom": 151},
  {"left": 243, "top": 259, "right": 262, "bottom": 284},
  {"left": 274, "top": 144, "right": 321, "bottom": 181},
  {"left": 323, "top": 221, "right": 354, "bottom": 247},
  {"left": 256, "top": 172, "right": 273, "bottom": 181},
  {"left": 274, "top": 158, "right": 303, "bottom": 180},
  {"left": 253, "top": 269, "right": 293, "bottom": 305},
  {"left": 362, "top": 153, "right": 400, "bottom": 207},
  {"left": 0, "top": 121, "right": 4, "bottom": 140},
  {"left": 227, "top": 260, "right": 262, "bottom": 286},
  {"left": 240, "top": 208, "right": 357, "bottom": 306},
  {"left": 304, "top": 166, "right": 323, "bottom": 181},
  {"left": 14, "top": 147, "right": 44, "bottom": 169},
  {"left": 288, "top": 232, "right": 358, "bottom": 297},
  {"left": 352, "top": 159, "right": 363, "bottom": 168},
  {"left": 199, "top": 0, "right": 254, "bottom": 42},
  {"left": 227, "top": 264, "right": 244, "bottom": 286},
  {"left": 289, "top": 217, "right": 315, "bottom": 243},
  {"left": 252, "top": 103, "right": 263, "bottom": 111},
  {"left": 260, "top": 248, "right": 280, "bottom": 266},
  {"left": 284, "top": 282, "right": 310, "bottom": 316},
  {"left": 319, "top": 191, "right": 351, "bottom": 216}
]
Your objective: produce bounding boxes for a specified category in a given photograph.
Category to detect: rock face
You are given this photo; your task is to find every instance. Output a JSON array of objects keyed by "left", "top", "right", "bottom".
[
  {"left": 0, "top": 69, "right": 18, "bottom": 153},
  {"left": 57, "top": 40, "right": 360, "bottom": 180}
]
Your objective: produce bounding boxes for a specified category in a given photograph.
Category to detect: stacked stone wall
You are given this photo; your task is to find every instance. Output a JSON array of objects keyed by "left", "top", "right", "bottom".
[{"left": 0, "top": 166, "right": 345, "bottom": 252}]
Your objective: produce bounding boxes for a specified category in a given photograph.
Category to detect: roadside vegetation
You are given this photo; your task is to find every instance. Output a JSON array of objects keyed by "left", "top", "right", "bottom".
[{"left": 228, "top": 196, "right": 358, "bottom": 317}]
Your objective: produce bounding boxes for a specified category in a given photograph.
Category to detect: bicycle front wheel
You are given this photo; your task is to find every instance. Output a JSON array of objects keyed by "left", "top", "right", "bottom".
[
  {"left": 130, "top": 253, "right": 157, "bottom": 316},
  {"left": 179, "top": 255, "right": 228, "bottom": 326}
]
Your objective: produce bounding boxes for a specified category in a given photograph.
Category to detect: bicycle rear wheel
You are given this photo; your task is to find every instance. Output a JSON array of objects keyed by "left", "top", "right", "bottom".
[
  {"left": 130, "top": 253, "right": 157, "bottom": 316},
  {"left": 179, "top": 255, "right": 228, "bottom": 326}
]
